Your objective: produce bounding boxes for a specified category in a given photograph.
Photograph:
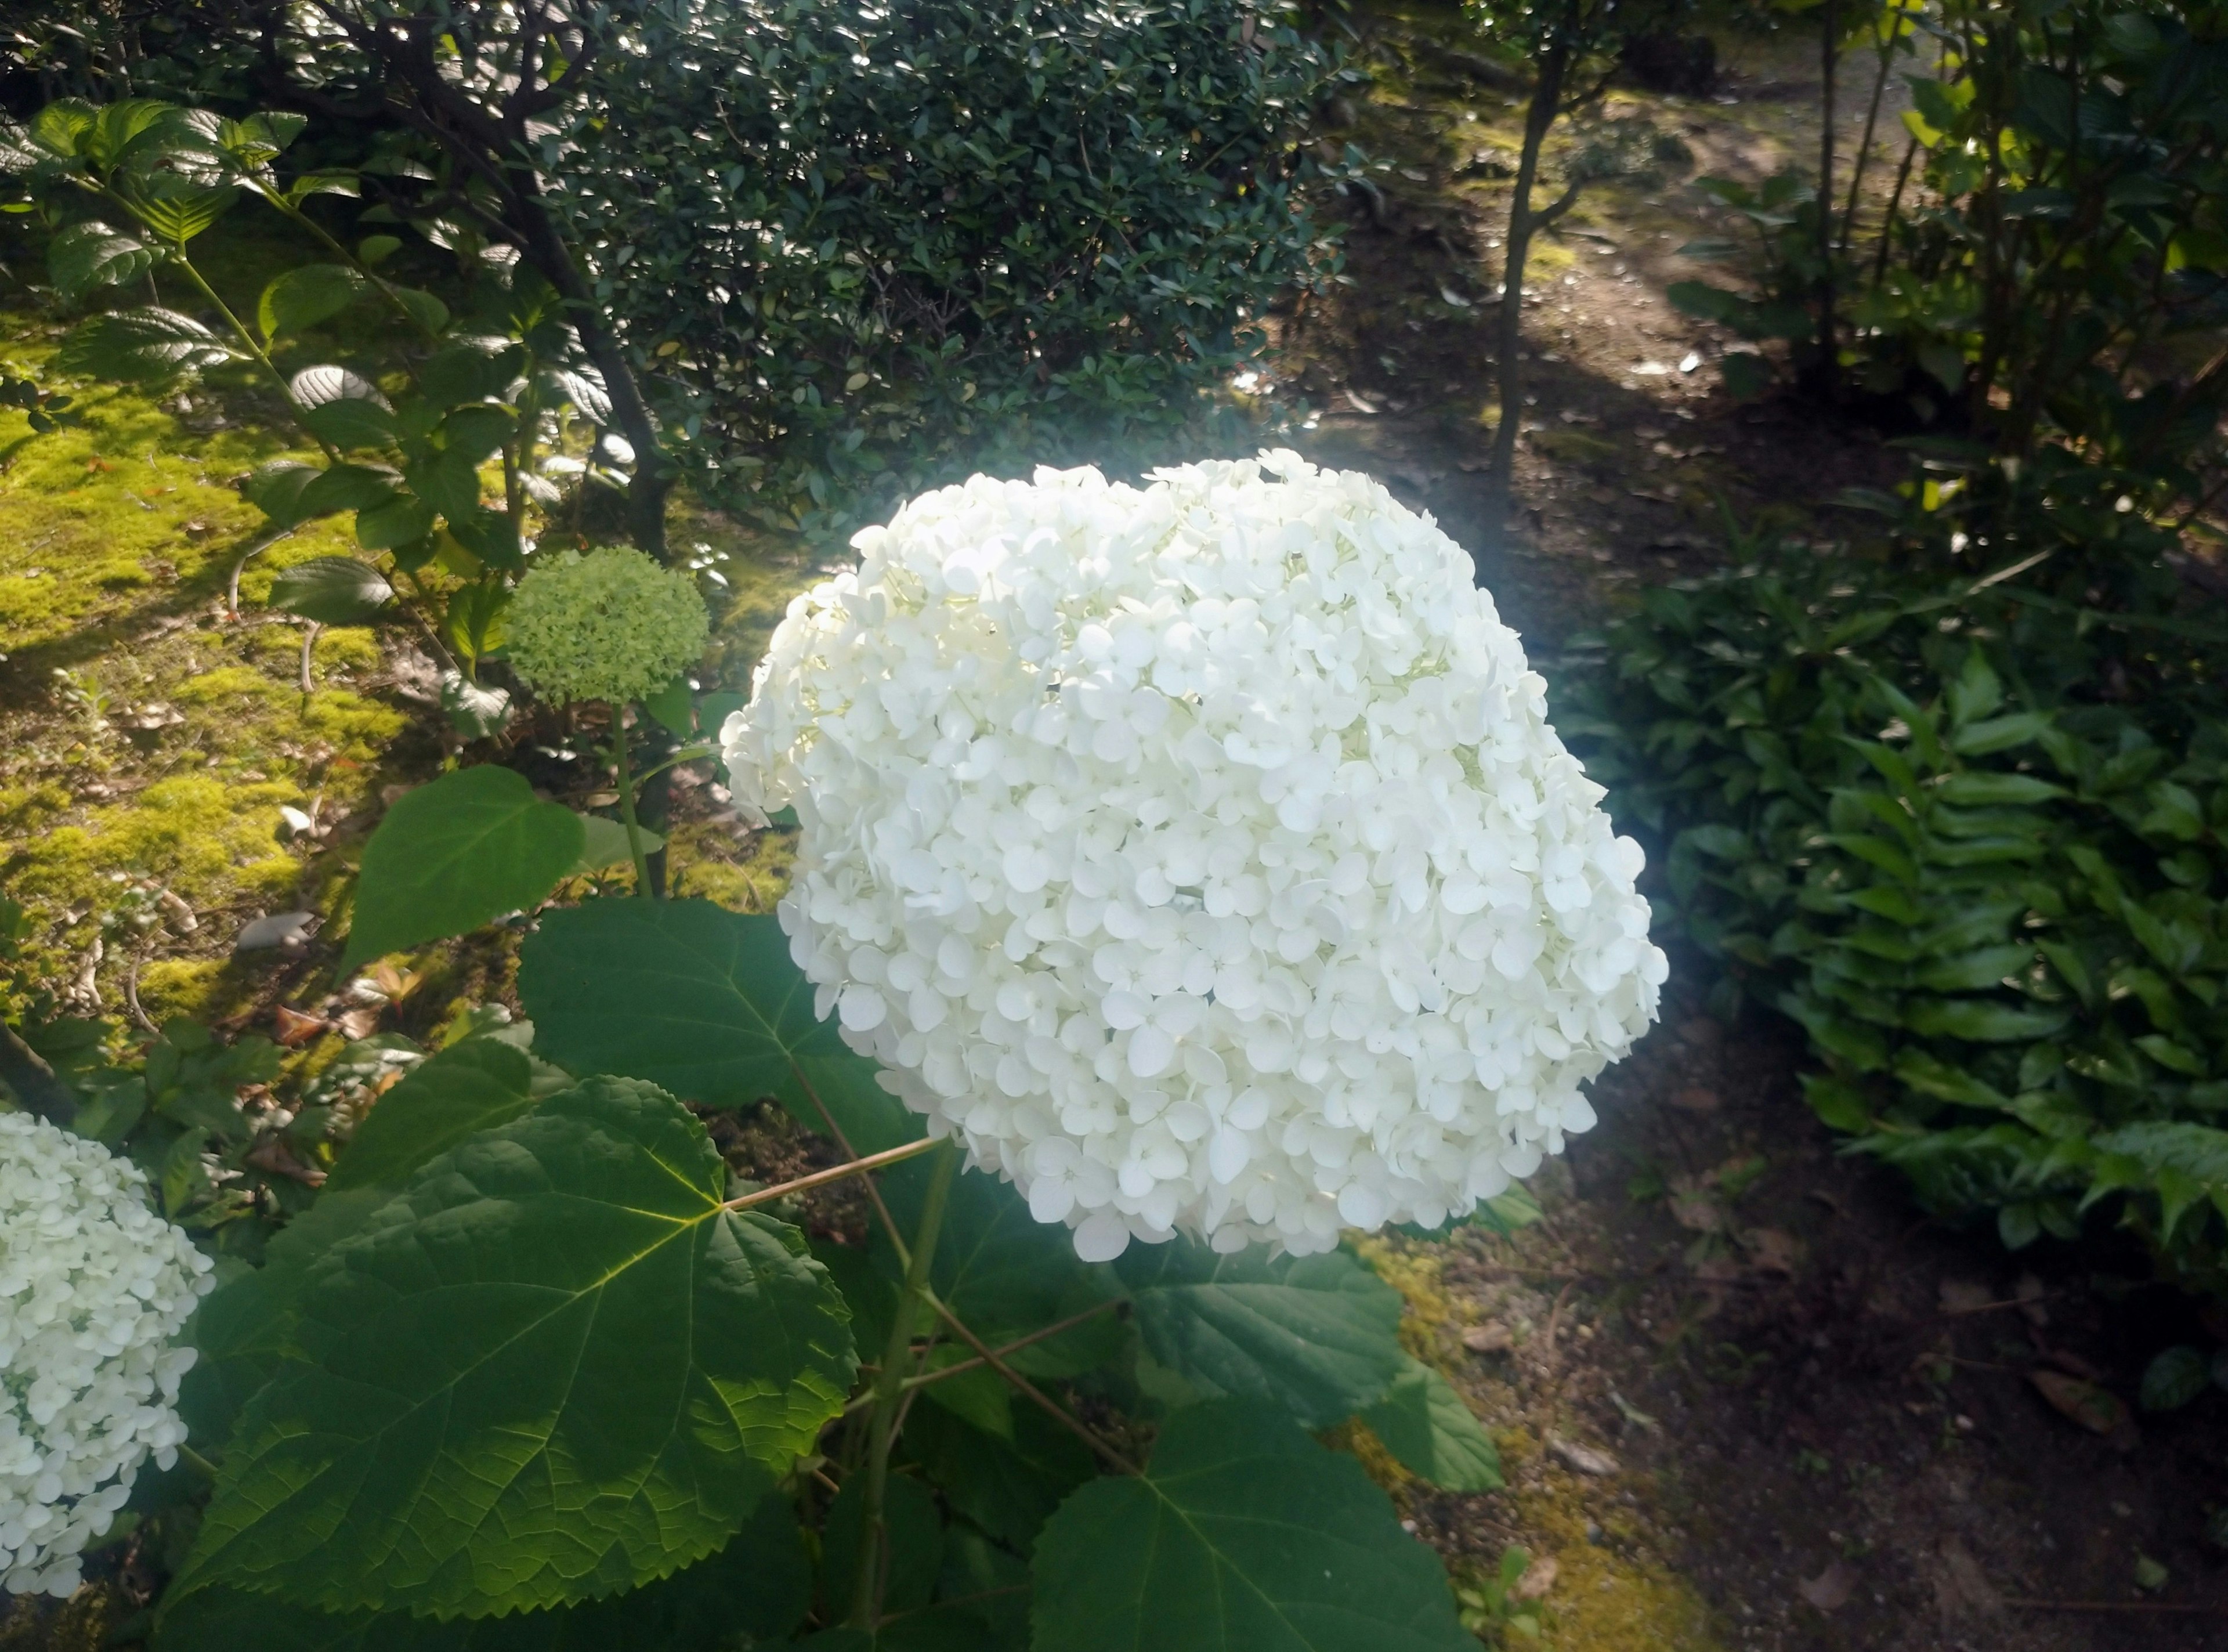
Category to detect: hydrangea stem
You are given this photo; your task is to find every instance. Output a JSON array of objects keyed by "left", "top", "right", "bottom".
[
  {"left": 850, "top": 1138, "right": 956, "bottom": 1629},
  {"left": 608, "top": 702, "right": 656, "bottom": 899}
]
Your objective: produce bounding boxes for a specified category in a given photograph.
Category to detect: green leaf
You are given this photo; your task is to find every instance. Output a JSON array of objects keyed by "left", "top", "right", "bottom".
[
  {"left": 303, "top": 397, "right": 399, "bottom": 454},
  {"left": 355, "top": 492, "right": 435, "bottom": 551},
  {"left": 171, "top": 1078, "right": 855, "bottom": 1618},
  {"left": 1914, "top": 945, "right": 2032, "bottom": 993},
  {"left": 154, "top": 1490, "right": 812, "bottom": 1650},
  {"left": 269, "top": 556, "right": 393, "bottom": 626},
  {"left": 1950, "top": 713, "right": 2050, "bottom": 756},
  {"left": 1934, "top": 772, "right": 2063, "bottom": 807},
  {"left": 298, "top": 463, "right": 402, "bottom": 519},
  {"left": 242, "top": 461, "right": 320, "bottom": 526},
  {"left": 644, "top": 675, "right": 696, "bottom": 739},
  {"left": 421, "top": 337, "right": 526, "bottom": 408},
  {"left": 518, "top": 899, "right": 919, "bottom": 1150},
  {"left": 572, "top": 813, "right": 662, "bottom": 874},
  {"left": 135, "top": 179, "right": 240, "bottom": 244},
  {"left": 390, "top": 287, "right": 451, "bottom": 334},
  {"left": 1903, "top": 997, "right": 2069, "bottom": 1042},
  {"left": 406, "top": 446, "right": 486, "bottom": 520},
  {"left": 820, "top": 1472, "right": 943, "bottom": 1620},
  {"left": 441, "top": 671, "right": 513, "bottom": 740},
  {"left": 325, "top": 1040, "right": 540, "bottom": 1191},
  {"left": 359, "top": 235, "right": 403, "bottom": 266},
  {"left": 2139, "top": 1346, "right": 2208, "bottom": 1413},
  {"left": 343, "top": 766, "right": 585, "bottom": 968},
  {"left": 1358, "top": 1358, "right": 1502, "bottom": 1491},
  {"left": 878, "top": 1159, "right": 1117, "bottom": 1371},
  {"left": 441, "top": 403, "right": 515, "bottom": 465},
  {"left": 58, "top": 306, "right": 232, "bottom": 382},
  {"left": 259, "top": 263, "right": 371, "bottom": 342},
  {"left": 1116, "top": 1241, "right": 1406, "bottom": 1427},
  {"left": 1031, "top": 1401, "right": 1471, "bottom": 1652},
  {"left": 904, "top": 1400, "right": 1094, "bottom": 1552},
  {"left": 48, "top": 219, "right": 153, "bottom": 304},
  {"left": 294, "top": 364, "right": 389, "bottom": 410}
]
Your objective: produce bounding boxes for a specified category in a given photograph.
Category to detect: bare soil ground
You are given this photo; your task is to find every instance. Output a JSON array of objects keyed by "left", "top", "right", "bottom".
[{"left": 1277, "top": 9, "right": 2228, "bottom": 1650}]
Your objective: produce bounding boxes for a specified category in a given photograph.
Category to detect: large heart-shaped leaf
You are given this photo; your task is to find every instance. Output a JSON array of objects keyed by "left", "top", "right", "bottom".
[
  {"left": 518, "top": 899, "right": 918, "bottom": 1150},
  {"left": 1358, "top": 1358, "right": 1502, "bottom": 1491},
  {"left": 1116, "top": 1241, "right": 1405, "bottom": 1427},
  {"left": 153, "top": 1492, "right": 812, "bottom": 1650},
  {"left": 171, "top": 1078, "right": 855, "bottom": 1618},
  {"left": 1032, "top": 1402, "right": 1471, "bottom": 1652},
  {"left": 58, "top": 306, "right": 232, "bottom": 382},
  {"left": 324, "top": 1039, "right": 540, "bottom": 1191},
  {"left": 343, "top": 765, "right": 585, "bottom": 968},
  {"left": 269, "top": 556, "right": 393, "bottom": 626}
]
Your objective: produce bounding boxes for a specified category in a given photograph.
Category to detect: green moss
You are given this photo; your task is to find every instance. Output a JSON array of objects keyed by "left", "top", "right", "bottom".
[{"left": 135, "top": 956, "right": 257, "bottom": 1024}]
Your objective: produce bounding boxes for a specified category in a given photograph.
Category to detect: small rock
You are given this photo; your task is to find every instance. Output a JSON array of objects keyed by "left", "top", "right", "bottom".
[
  {"left": 1462, "top": 1322, "right": 1515, "bottom": 1354},
  {"left": 234, "top": 910, "right": 317, "bottom": 955},
  {"left": 1547, "top": 1435, "right": 1621, "bottom": 1477}
]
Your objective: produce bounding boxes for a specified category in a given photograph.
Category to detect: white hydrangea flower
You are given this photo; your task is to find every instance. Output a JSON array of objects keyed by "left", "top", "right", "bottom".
[
  {"left": 0, "top": 1112, "right": 214, "bottom": 1596},
  {"left": 725, "top": 452, "right": 1666, "bottom": 1260}
]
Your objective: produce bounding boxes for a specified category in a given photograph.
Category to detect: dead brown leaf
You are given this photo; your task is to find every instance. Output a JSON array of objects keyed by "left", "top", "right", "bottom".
[
  {"left": 1546, "top": 1435, "right": 1620, "bottom": 1477},
  {"left": 336, "top": 1007, "right": 383, "bottom": 1041},
  {"left": 2027, "top": 1369, "right": 2129, "bottom": 1436},
  {"left": 1933, "top": 1537, "right": 2002, "bottom": 1618},
  {"left": 272, "top": 1006, "right": 331, "bottom": 1048},
  {"left": 1742, "top": 1228, "right": 1802, "bottom": 1275},
  {"left": 1461, "top": 1322, "right": 1514, "bottom": 1354},
  {"left": 1797, "top": 1559, "right": 1856, "bottom": 1612},
  {"left": 1668, "top": 1086, "right": 1720, "bottom": 1112},
  {"left": 1668, "top": 1179, "right": 1728, "bottom": 1232},
  {"left": 1937, "top": 1278, "right": 1994, "bottom": 1315},
  {"left": 246, "top": 1137, "right": 327, "bottom": 1188},
  {"left": 1511, "top": 1555, "right": 1559, "bottom": 1602}
]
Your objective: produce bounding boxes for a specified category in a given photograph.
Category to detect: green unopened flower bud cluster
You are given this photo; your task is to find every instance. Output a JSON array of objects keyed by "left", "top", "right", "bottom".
[{"left": 505, "top": 547, "right": 710, "bottom": 706}]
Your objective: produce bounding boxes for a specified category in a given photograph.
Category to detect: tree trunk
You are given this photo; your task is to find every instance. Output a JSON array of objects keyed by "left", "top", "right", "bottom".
[{"left": 1486, "top": 20, "right": 1574, "bottom": 547}]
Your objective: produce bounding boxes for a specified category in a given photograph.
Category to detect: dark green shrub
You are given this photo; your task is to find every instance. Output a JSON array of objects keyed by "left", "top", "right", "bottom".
[
  {"left": 560, "top": 0, "right": 1347, "bottom": 538},
  {"left": 1564, "top": 494, "right": 2228, "bottom": 1290}
]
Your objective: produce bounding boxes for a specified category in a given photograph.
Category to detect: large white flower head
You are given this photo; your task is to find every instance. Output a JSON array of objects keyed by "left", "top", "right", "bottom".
[
  {"left": 0, "top": 1112, "right": 213, "bottom": 1596},
  {"left": 725, "top": 453, "right": 1666, "bottom": 1260}
]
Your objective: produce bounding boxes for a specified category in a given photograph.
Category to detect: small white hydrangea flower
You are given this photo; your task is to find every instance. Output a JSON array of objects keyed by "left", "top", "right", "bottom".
[
  {"left": 0, "top": 1112, "right": 214, "bottom": 1596},
  {"left": 725, "top": 453, "right": 1666, "bottom": 1260}
]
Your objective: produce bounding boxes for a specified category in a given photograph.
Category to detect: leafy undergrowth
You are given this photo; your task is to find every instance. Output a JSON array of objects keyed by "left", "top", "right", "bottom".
[{"left": 0, "top": 299, "right": 809, "bottom": 1039}]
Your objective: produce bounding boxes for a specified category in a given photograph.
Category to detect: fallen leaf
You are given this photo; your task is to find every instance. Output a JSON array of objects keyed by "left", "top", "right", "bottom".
[
  {"left": 246, "top": 1137, "right": 327, "bottom": 1188},
  {"left": 272, "top": 1006, "right": 331, "bottom": 1047},
  {"left": 1344, "top": 389, "right": 1379, "bottom": 415},
  {"left": 1668, "top": 1085, "right": 1720, "bottom": 1112},
  {"left": 2028, "top": 1369, "right": 2130, "bottom": 1436},
  {"left": 233, "top": 910, "right": 317, "bottom": 956},
  {"left": 336, "top": 1007, "right": 382, "bottom": 1041},
  {"left": 1937, "top": 1278, "right": 1994, "bottom": 1315},
  {"left": 1797, "top": 1559, "right": 1856, "bottom": 1611},
  {"left": 1462, "top": 1322, "right": 1514, "bottom": 1354},
  {"left": 1934, "top": 1537, "right": 2001, "bottom": 1617},
  {"left": 2135, "top": 1554, "right": 2168, "bottom": 1592},
  {"left": 2014, "top": 1272, "right": 2049, "bottom": 1326},
  {"left": 1668, "top": 1177, "right": 1728, "bottom": 1232},
  {"left": 1546, "top": 1435, "right": 1620, "bottom": 1477},
  {"left": 1742, "top": 1228, "right": 1803, "bottom": 1275},
  {"left": 1511, "top": 1555, "right": 1558, "bottom": 1602}
]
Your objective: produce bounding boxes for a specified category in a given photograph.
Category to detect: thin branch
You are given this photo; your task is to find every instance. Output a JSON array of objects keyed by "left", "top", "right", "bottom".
[
  {"left": 724, "top": 1136, "right": 942, "bottom": 1210},
  {"left": 843, "top": 1299, "right": 1127, "bottom": 1415},
  {"left": 925, "top": 1291, "right": 1139, "bottom": 1474}
]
